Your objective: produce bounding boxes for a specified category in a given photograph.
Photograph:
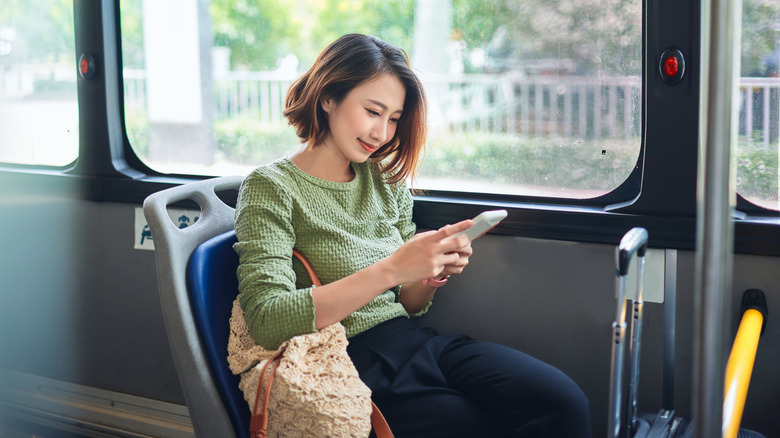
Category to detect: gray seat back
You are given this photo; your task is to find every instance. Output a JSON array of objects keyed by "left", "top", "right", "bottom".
[{"left": 143, "top": 175, "right": 244, "bottom": 438}]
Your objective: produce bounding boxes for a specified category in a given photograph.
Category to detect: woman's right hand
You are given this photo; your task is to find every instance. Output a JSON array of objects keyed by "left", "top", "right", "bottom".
[{"left": 384, "top": 219, "right": 472, "bottom": 285}]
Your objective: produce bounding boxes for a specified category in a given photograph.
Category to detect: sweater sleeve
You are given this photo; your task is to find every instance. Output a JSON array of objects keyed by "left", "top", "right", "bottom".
[
  {"left": 394, "top": 180, "right": 416, "bottom": 241},
  {"left": 391, "top": 181, "right": 433, "bottom": 317},
  {"left": 233, "top": 171, "right": 318, "bottom": 350}
]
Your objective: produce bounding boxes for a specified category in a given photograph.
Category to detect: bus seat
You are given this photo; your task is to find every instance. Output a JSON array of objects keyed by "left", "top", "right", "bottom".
[
  {"left": 143, "top": 175, "right": 246, "bottom": 438},
  {"left": 187, "top": 229, "right": 246, "bottom": 436}
]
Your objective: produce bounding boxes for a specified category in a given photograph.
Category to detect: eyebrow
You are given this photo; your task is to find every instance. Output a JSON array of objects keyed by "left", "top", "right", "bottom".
[{"left": 368, "top": 99, "right": 403, "bottom": 115}]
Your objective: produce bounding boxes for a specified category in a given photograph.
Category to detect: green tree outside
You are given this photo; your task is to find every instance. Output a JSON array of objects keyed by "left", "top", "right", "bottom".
[
  {"left": 1, "top": 0, "right": 74, "bottom": 63},
  {"left": 209, "top": 0, "right": 299, "bottom": 70},
  {"left": 741, "top": 0, "right": 780, "bottom": 76}
]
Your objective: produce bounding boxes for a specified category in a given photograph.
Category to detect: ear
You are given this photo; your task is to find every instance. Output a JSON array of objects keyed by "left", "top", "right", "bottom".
[{"left": 321, "top": 96, "right": 335, "bottom": 114}]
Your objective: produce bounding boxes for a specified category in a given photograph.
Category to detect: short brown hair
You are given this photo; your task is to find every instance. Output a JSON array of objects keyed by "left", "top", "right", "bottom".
[{"left": 283, "top": 34, "right": 427, "bottom": 184}]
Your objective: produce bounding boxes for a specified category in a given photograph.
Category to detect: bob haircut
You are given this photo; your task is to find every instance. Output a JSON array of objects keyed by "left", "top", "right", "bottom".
[{"left": 283, "top": 34, "right": 427, "bottom": 184}]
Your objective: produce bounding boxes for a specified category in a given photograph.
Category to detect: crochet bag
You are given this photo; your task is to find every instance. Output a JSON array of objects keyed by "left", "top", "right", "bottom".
[{"left": 227, "top": 249, "right": 393, "bottom": 438}]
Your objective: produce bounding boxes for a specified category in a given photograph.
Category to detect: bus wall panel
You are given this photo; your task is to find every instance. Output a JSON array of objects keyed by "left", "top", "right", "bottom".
[{"left": 0, "top": 196, "right": 184, "bottom": 405}]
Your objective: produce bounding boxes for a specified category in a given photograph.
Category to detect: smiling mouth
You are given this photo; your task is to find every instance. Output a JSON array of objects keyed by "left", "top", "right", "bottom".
[{"left": 358, "top": 139, "right": 377, "bottom": 153}]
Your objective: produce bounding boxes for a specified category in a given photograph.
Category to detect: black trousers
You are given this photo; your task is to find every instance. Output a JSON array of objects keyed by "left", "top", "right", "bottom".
[{"left": 347, "top": 317, "right": 592, "bottom": 438}]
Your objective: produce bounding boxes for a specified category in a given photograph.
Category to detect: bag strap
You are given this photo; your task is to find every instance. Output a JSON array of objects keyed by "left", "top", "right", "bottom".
[
  {"left": 371, "top": 401, "right": 394, "bottom": 438},
  {"left": 293, "top": 249, "right": 322, "bottom": 287},
  {"left": 249, "top": 352, "right": 282, "bottom": 438}
]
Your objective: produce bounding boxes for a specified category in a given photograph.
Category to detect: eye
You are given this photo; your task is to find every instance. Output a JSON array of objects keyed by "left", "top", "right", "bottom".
[
  {"left": 366, "top": 109, "right": 380, "bottom": 117},
  {"left": 389, "top": 117, "right": 400, "bottom": 124}
]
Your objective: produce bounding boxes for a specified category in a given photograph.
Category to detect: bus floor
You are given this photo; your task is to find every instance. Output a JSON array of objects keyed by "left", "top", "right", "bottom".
[{"left": 0, "top": 418, "right": 88, "bottom": 438}]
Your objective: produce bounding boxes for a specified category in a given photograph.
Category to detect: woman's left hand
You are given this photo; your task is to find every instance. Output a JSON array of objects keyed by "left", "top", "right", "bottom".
[{"left": 441, "top": 241, "right": 472, "bottom": 276}]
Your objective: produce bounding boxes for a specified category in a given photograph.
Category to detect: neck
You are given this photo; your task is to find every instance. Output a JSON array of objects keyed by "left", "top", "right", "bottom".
[{"left": 290, "top": 143, "right": 355, "bottom": 182}]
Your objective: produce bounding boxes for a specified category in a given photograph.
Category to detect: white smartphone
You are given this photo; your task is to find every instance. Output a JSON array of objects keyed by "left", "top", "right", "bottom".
[{"left": 452, "top": 209, "right": 508, "bottom": 241}]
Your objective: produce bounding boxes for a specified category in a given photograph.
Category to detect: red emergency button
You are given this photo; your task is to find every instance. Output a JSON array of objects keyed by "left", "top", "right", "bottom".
[
  {"left": 80, "top": 58, "right": 89, "bottom": 75},
  {"left": 664, "top": 56, "right": 678, "bottom": 77},
  {"left": 78, "top": 52, "right": 97, "bottom": 80},
  {"left": 659, "top": 48, "right": 685, "bottom": 85}
]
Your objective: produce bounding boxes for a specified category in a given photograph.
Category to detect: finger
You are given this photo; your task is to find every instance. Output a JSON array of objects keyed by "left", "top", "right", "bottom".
[
  {"left": 453, "top": 240, "right": 473, "bottom": 253},
  {"left": 445, "top": 267, "right": 464, "bottom": 275},
  {"left": 410, "top": 229, "right": 437, "bottom": 241},
  {"left": 431, "top": 220, "right": 472, "bottom": 241},
  {"left": 438, "top": 252, "right": 461, "bottom": 268},
  {"left": 445, "top": 255, "right": 469, "bottom": 270},
  {"left": 454, "top": 254, "right": 470, "bottom": 266},
  {"left": 443, "top": 264, "right": 465, "bottom": 275},
  {"left": 441, "top": 234, "right": 471, "bottom": 252},
  {"left": 459, "top": 244, "right": 473, "bottom": 256}
]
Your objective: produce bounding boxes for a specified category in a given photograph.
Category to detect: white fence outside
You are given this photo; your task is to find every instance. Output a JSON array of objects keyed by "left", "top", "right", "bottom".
[
  {"left": 125, "top": 69, "right": 644, "bottom": 140},
  {"left": 422, "top": 73, "right": 642, "bottom": 139},
  {"left": 3, "top": 66, "right": 778, "bottom": 144},
  {"left": 125, "top": 70, "right": 780, "bottom": 144},
  {"left": 738, "top": 77, "right": 780, "bottom": 147}
]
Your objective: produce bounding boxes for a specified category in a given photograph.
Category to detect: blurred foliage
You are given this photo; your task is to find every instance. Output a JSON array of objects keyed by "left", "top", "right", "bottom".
[
  {"left": 5, "top": 0, "right": 777, "bottom": 77},
  {"left": 207, "top": 118, "right": 780, "bottom": 203},
  {"left": 213, "top": 118, "right": 299, "bottom": 165},
  {"left": 208, "top": 0, "right": 415, "bottom": 70},
  {"left": 124, "top": 109, "right": 149, "bottom": 158},
  {"left": 737, "top": 140, "right": 779, "bottom": 203},
  {"left": 211, "top": 118, "right": 640, "bottom": 191},
  {"left": 119, "top": 0, "right": 145, "bottom": 69},
  {"left": 458, "top": 0, "right": 641, "bottom": 75},
  {"left": 1, "top": 0, "right": 74, "bottom": 63},
  {"left": 209, "top": 0, "right": 299, "bottom": 70},
  {"left": 111, "top": 0, "right": 778, "bottom": 77},
  {"left": 741, "top": 0, "right": 780, "bottom": 76},
  {"left": 420, "top": 131, "right": 637, "bottom": 190},
  {"left": 206, "top": 0, "right": 639, "bottom": 74},
  {"left": 304, "top": 0, "right": 415, "bottom": 67}
]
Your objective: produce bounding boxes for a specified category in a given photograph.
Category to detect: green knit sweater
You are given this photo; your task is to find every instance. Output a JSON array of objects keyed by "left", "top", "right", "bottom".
[{"left": 234, "top": 157, "right": 421, "bottom": 350}]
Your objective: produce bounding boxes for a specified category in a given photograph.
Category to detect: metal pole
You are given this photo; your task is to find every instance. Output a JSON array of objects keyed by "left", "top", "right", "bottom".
[
  {"left": 694, "top": 0, "right": 742, "bottom": 436},
  {"left": 663, "top": 249, "right": 678, "bottom": 411},
  {"left": 608, "top": 274, "right": 628, "bottom": 438},
  {"left": 627, "top": 255, "right": 646, "bottom": 436}
]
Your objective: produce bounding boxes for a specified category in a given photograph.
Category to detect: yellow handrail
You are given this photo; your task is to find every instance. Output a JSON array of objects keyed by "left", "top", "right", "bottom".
[{"left": 722, "top": 308, "right": 764, "bottom": 438}]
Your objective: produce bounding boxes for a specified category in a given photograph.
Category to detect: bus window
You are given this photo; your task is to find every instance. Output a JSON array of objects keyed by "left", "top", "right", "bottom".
[
  {"left": 736, "top": 0, "right": 780, "bottom": 210},
  {"left": 0, "top": 0, "right": 78, "bottom": 167},
  {"left": 121, "top": 0, "right": 641, "bottom": 200}
]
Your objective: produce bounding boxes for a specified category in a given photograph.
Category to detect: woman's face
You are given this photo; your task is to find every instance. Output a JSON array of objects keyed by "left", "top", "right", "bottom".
[{"left": 321, "top": 73, "right": 405, "bottom": 164}]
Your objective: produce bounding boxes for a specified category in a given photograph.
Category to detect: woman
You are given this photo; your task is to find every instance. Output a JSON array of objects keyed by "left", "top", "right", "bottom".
[{"left": 234, "top": 33, "right": 591, "bottom": 437}]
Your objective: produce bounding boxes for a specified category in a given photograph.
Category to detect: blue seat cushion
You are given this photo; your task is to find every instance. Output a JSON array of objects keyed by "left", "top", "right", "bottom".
[{"left": 186, "top": 230, "right": 248, "bottom": 437}]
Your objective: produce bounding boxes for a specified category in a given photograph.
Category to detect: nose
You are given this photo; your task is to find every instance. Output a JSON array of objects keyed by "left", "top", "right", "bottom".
[{"left": 370, "top": 119, "right": 389, "bottom": 145}]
